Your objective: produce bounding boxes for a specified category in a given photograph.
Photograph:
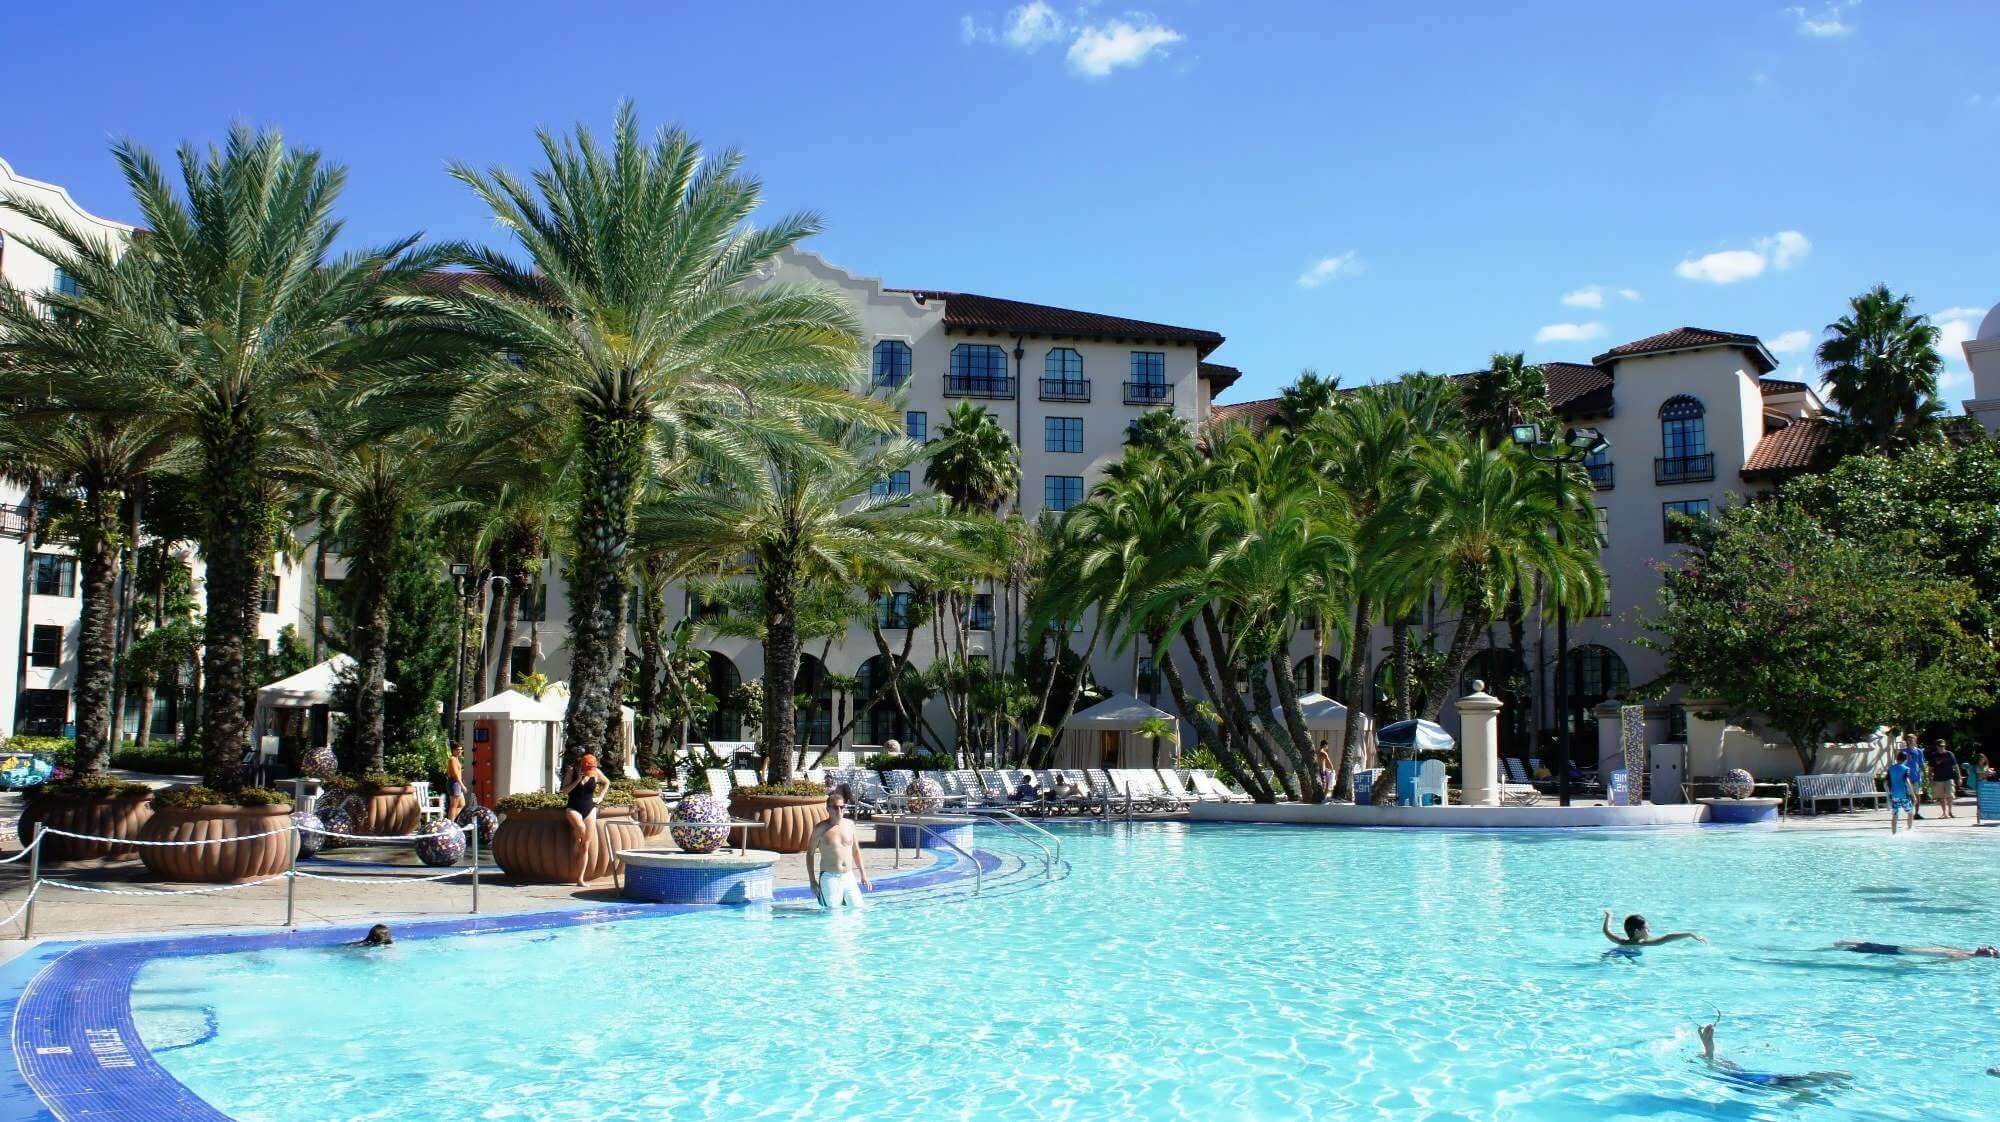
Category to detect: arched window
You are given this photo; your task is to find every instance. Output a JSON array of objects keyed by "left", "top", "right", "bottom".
[
  {"left": 1045, "top": 347, "right": 1082, "bottom": 382},
  {"left": 857, "top": 655, "right": 916, "bottom": 746},
  {"left": 872, "top": 340, "right": 911, "bottom": 388},
  {"left": 948, "top": 343, "right": 1012, "bottom": 397},
  {"left": 1657, "top": 395, "right": 1709, "bottom": 481},
  {"left": 1292, "top": 655, "right": 1341, "bottom": 695},
  {"left": 796, "top": 655, "right": 833, "bottom": 747},
  {"left": 1562, "top": 644, "right": 1629, "bottom": 739},
  {"left": 703, "top": 652, "right": 743, "bottom": 740},
  {"left": 1462, "top": 648, "right": 1530, "bottom": 757}
]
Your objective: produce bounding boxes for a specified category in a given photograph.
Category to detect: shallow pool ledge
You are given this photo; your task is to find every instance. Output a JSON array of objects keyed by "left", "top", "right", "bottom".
[{"left": 1188, "top": 801, "right": 1709, "bottom": 829}]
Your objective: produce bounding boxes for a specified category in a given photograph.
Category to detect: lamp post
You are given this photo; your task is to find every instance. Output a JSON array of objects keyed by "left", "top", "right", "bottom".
[
  {"left": 1509, "top": 422, "right": 1610, "bottom": 808},
  {"left": 448, "top": 563, "right": 474, "bottom": 750}
]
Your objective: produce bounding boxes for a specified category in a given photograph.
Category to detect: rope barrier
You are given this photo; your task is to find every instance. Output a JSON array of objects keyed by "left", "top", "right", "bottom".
[
  {"left": 0, "top": 832, "right": 43, "bottom": 863},
  {"left": 40, "top": 872, "right": 294, "bottom": 896},
  {"left": 0, "top": 884, "right": 39, "bottom": 928},
  {"left": 297, "top": 824, "right": 460, "bottom": 845},
  {"left": 293, "top": 867, "right": 473, "bottom": 884},
  {"left": 38, "top": 825, "right": 298, "bottom": 846}
]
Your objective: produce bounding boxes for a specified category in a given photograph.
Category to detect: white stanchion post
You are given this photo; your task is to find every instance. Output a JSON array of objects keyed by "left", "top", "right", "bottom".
[
  {"left": 469, "top": 817, "right": 480, "bottom": 915},
  {"left": 285, "top": 826, "right": 298, "bottom": 927},
  {"left": 23, "top": 827, "right": 40, "bottom": 940}
]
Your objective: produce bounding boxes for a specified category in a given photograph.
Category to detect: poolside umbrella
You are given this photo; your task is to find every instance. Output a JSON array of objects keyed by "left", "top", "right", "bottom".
[{"left": 1374, "top": 719, "right": 1455, "bottom": 753}]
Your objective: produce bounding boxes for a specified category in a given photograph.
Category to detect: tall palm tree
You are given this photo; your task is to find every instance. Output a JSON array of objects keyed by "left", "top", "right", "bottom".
[
  {"left": 0, "top": 127, "right": 453, "bottom": 787},
  {"left": 1273, "top": 368, "right": 1341, "bottom": 429},
  {"left": 1459, "top": 352, "right": 1549, "bottom": 441},
  {"left": 637, "top": 421, "right": 961, "bottom": 782},
  {"left": 443, "top": 104, "right": 871, "bottom": 769},
  {"left": 1817, "top": 284, "right": 1945, "bottom": 452},
  {"left": 924, "top": 401, "right": 1020, "bottom": 512}
]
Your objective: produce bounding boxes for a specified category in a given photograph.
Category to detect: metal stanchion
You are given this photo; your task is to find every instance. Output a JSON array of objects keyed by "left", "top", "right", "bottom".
[
  {"left": 284, "top": 829, "right": 298, "bottom": 927},
  {"left": 469, "top": 817, "right": 481, "bottom": 914},
  {"left": 23, "top": 827, "right": 40, "bottom": 940}
]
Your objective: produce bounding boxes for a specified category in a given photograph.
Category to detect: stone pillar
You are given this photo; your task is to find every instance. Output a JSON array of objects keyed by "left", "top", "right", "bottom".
[
  {"left": 1621, "top": 704, "right": 1648, "bottom": 804},
  {"left": 1456, "top": 680, "right": 1503, "bottom": 807}
]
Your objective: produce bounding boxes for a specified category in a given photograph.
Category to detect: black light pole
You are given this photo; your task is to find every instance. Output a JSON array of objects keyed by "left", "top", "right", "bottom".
[
  {"left": 1510, "top": 423, "right": 1609, "bottom": 808},
  {"left": 448, "top": 563, "right": 473, "bottom": 750}
]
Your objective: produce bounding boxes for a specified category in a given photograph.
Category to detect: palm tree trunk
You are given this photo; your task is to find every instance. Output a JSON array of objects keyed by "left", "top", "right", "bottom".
[
  {"left": 1422, "top": 602, "right": 1490, "bottom": 721},
  {"left": 352, "top": 575, "right": 391, "bottom": 774},
  {"left": 1167, "top": 622, "right": 1271, "bottom": 801},
  {"left": 108, "top": 491, "right": 142, "bottom": 748},
  {"left": 73, "top": 479, "right": 123, "bottom": 774},
  {"left": 760, "top": 554, "right": 801, "bottom": 783},
  {"left": 198, "top": 438, "right": 265, "bottom": 789},
  {"left": 1335, "top": 593, "right": 1374, "bottom": 800},
  {"left": 1268, "top": 651, "right": 1322, "bottom": 802},
  {"left": 1391, "top": 618, "right": 1413, "bottom": 722},
  {"left": 135, "top": 683, "right": 157, "bottom": 749},
  {"left": 635, "top": 585, "right": 663, "bottom": 775},
  {"left": 13, "top": 472, "right": 41, "bottom": 716},
  {"left": 560, "top": 412, "right": 644, "bottom": 773},
  {"left": 494, "top": 571, "right": 523, "bottom": 696}
]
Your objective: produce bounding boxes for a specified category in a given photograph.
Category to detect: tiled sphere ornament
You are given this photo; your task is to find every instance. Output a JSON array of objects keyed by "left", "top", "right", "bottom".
[
  {"left": 671, "top": 793, "right": 730, "bottom": 854},
  {"left": 301, "top": 744, "right": 338, "bottom": 780},
  {"left": 1720, "top": 768, "right": 1755, "bottom": 800},
  {"left": 455, "top": 803, "right": 499, "bottom": 841},
  {"left": 906, "top": 776, "right": 944, "bottom": 815},
  {"left": 415, "top": 817, "right": 467, "bottom": 867},
  {"left": 318, "top": 797, "right": 356, "bottom": 851},
  {"left": 292, "top": 811, "right": 327, "bottom": 858}
]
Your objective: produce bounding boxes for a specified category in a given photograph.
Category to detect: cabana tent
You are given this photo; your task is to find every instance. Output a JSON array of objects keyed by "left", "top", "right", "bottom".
[
  {"left": 541, "top": 681, "right": 640, "bottom": 778},
  {"left": 1059, "top": 693, "right": 1181, "bottom": 770},
  {"left": 1267, "top": 692, "right": 1376, "bottom": 771},
  {"left": 458, "top": 689, "right": 564, "bottom": 803},
  {"left": 253, "top": 655, "right": 376, "bottom": 767}
]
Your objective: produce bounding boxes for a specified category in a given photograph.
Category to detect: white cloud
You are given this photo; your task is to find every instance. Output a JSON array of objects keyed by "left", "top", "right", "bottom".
[
  {"left": 1934, "top": 306, "right": 1984, "bottom": 366},
  {"left": 960, "top": 14, "right": 991, "bottom": 43},
  {"left": 1787, "top": 2, "right": 1857, "bottom": 38},
  {"left": 1617, "top": 288, "right": 1642, "bottom": 302},
  {"left": 1296, "top": 251, "right": 1363, "bottom": 289},
  {"left": 1536, "top": 322, "right": 1606, "bottom": 344},
  {"left": 1768, "top": 329, "right": 1814, "bottom": 354},
  {"left": 1067, "top": 17, "right": 1184, "bottom": 77},
  {"left": 1003, "top": 2, "right": 1065, "bottom": 49},
  {"left": 1561, "top": 286, "right": 1605, "bottom": 310},
  {"left": 1675, "top": 230, "right": 1810, "bottom": 284}
]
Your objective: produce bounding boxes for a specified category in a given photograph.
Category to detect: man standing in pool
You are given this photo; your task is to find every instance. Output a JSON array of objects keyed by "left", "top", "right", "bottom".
[
  {"left": 1602, "top": 910, "right": 1707, "bottom": 949},
  {"left": 806, "top": 786, "right": 872, "bottom": 910},
  {"left": 1887, "top": 749, "right": 1918, "bottom": 834}
]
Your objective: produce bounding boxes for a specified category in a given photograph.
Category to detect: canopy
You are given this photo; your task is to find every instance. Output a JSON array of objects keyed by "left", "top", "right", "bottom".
[
  {"left": 1064, "top": 692, "right": 1178, "bottom": 731},
  {"left": 257, "top": 655, "right": 364, "bottom": 708},
  {"left": 459, "top": 689, "right": 561, "bottom": 721},
  {"left": 1376, "top": 718, "right": 1455, "bottom": 751},
  {"left": 1268, "top": 691, "right": 1349, "bottom": 731}
]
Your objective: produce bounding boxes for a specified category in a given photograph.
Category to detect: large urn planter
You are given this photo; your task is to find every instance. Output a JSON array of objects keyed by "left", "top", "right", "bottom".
[
  {"left": 490, "top": 807, "right": 647, "bottom": 884},
  {"left": 352, "top": 786, "right": 421, "bottom": 839},
  {"left": 726, "top": 793, "right": 828, "bottom": 854},
  {"left": 19, "top": 790, "right": 154, "bottom": 862},
  {"left": 138, "top": 803, "right": 296, "bottom": 883},
  {"left": 630, "top": 790, "right": 670, "bottom": 838}
]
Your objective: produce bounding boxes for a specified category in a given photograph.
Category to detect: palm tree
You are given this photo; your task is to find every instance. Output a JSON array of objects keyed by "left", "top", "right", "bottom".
[
  {"left": 1459, "top": 352, "right": 1549, "bottom": 441},
  {"left": 443, "top": 104, "right": 871, "bottom": 770},
  {"left": 0, "top": 127, "right": 453, "bottom": 788},
  {"left": 1818, "top": 284, "right": 1945, "bottom": 452},
  {"left": 637, "top": 421, "right": 962, "bottom": 782},
  {"left": 1273, "top": 369, "right": 1341, "bottom": 429},
  {"left": 924, "top": 402, "right": 1020, "bottom": 512}
]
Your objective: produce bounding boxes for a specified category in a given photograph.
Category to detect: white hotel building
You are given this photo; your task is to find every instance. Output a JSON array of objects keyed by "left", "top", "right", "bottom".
[{"left": 0, "top": 156, "right": 1878, "bottom": 774}]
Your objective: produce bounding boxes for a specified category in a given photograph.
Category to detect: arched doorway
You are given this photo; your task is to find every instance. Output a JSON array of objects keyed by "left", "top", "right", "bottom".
[
  {"left": 857, "top": 655, "right": 916, "bottom": 747},
  {"left": 1292, "top": 655, "right": 1341, "bottom": 696},
  {"left": 702, "top": 651, "right": 744, "bottom": 741},
  {"left": 1562, "top": 644, "right": 1630, "bottom": 744},
  {"left": 1461, "top": 648, "right": 1529, "bottom": 758},
  {"left": 796, "top": 654, "right": 833, "bottom": 747}
]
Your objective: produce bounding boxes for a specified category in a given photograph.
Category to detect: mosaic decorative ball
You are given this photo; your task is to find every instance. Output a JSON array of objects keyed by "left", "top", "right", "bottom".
[
  {"left": 906, "top": 776, "right": 943, "bottom": 815},
  {"left": 301, "top": 745, "right": 338, "bottom": 780},
  {"left": 291, "top": 811, "right": 327, "bottom": 858},
  {"left": 1721, "top": 769, "right": 1755, "bottom": 800},
  {"left": 317, "top": 798, "right": 355, "bottom": 850},
  {"left": 671, "top": 793, "right": 730, "bottom": 855},
  {"left": 414, "top": 817, "right": 466, "bottom": 867},
  {"left": 454, "top": 803, "right": 499, "bottom": 841}
]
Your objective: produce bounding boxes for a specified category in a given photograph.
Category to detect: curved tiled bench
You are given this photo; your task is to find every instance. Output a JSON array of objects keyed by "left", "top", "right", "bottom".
[
  {"left": 1698, "top": 797, "right": 1783, "bottom": 825},
  {"left": 618, "top": 849, "right": 778, "bottom": 905},
  {"left": 873, "top": 814, "right": 976, "bottom": 851}
]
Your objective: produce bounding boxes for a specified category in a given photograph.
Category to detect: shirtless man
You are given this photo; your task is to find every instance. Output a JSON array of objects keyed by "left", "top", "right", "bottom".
[
  {"left": 805, "top": 787, "right": 872, "bottom": 910},
  {"left": 1602, "top": 909, "right": 1707, "bottom": 948},
  {"left": 1697, "top": 1015, "right": 1851, "bottom": 1091},
  {"left": 1836, "top": 939, "right": 2000, "bottom": 960}
]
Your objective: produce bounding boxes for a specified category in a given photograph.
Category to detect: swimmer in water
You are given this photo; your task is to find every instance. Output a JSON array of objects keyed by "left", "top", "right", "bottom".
[
  {"left": 355, "top": 924, "right": 393, "bottom": 947},
  {"left": 1697, "top": 1015, "right": 1851, "bottom": 1091},
  {"left": 1603, "top": 910, "right": 1707, "bottom": 948},
  {"left": 1835, "top": 939, "right": 1999, "bottom": 960}
]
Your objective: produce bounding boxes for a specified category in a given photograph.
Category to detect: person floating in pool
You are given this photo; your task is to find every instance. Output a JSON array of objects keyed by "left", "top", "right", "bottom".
[
  {"left": 806, "top": 786, "right": 872, "bottom": 911},
  {"left": 354, "top": 924, "right": 393, "bottom": 947},
  {"left": 1697, "top": 1015, "right": 1851, "bottom": 1092},
  {"left": 1835, "top": 939, "right": 2000, "bottom": 960},
  {"left": 562, "top": 753, "right": 610, "bottom": 886},
  {"left": 1887, "top": 749, "right": 1918, "bottom": 834},
  {"left": 1602, "top": 910, "right": 1707, "bottom": 952}
]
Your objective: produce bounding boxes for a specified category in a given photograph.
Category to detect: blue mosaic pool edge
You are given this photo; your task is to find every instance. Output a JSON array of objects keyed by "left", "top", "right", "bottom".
[{"left": 4, "top": 846, "right": 996, "bottom": 1122}]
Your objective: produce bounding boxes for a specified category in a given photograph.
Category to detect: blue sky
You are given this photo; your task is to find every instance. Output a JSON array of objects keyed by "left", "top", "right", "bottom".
[{"left": 5, "top": 1, "right": 1995, "bottom": 406}]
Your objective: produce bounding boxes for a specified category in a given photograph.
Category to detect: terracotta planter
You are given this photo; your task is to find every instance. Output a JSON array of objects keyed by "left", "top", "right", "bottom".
[
  {"left": 490, "top": 807, "right": 648, "bottom": 884},
  {"left": 19, "top": 792, "right": 154, "bottom": 862},
  {"left": 630, "top": 791, "right": 669, "bottom": 838},
  {"left": 727, "top": 793, "right": 828, "bottom": 854},
  {"left": 138, "top": 803, "right": 296, "bottom": 884},
  {"left": 353, "top": 787, "right": 420, "bottom": 839}
]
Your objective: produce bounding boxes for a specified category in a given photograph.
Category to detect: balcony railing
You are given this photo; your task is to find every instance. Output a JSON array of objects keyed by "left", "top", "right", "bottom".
[
  {"left": 1123, "top": 381, "right": 1174, "bottom": 406},
  {"left": 1039, "top": 378, "right": 1091, "bottom": 403},
  {"left": 1587, "top": 461, "right": 1614, "bottom": 490},
  {"left": 944, "top": 374, "right": 1015, "bottom": 399},
  {"left": 1654, "top": 453, "right": 1715, "bottom": 485}
]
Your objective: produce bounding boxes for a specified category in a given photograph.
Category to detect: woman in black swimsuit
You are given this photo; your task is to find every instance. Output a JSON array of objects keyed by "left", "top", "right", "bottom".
[{"left": 563, "top": 753, "right": 610, "bottom": 885}]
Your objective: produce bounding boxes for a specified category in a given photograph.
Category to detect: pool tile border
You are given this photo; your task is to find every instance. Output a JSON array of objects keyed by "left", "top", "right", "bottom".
[{"left": 5, "top": 846, "right": 996, "bottom": 1122}]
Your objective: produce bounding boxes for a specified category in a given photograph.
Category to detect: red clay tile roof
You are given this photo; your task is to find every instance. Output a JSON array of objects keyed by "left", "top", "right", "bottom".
[
  {"left": 1199, "top": 362, "right": 1242, "bottom": 390},
  {"left": 1210, "top": 397, "right": 1280, "bottom": 429},
  {"left": 1592, "top": 326, "right": 1776, "bottom": 374},
  {"left": 1539, "top": 361, "right": 1614, "bottom": 416},
  {"left": 891, "top": 289, "right": 1225, "bottom": 356},
  {"left": 1742, "top": 416, "right": 1834, "bottom": 479},
  {"left": 1758, "top": 377, "right": 1810, "bottom": 395}
]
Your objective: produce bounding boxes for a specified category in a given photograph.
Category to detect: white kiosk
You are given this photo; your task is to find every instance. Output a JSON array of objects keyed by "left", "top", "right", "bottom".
[
  {"left": 1059, "top": 693, "right": 1181, "bottom": 770},
  {"left": 458, "top": 685, "right": 642, "bottom": 805}
]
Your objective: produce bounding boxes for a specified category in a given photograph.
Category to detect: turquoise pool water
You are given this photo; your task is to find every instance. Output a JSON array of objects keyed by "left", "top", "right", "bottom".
[{"left": 132, "top": 823, "right": 2000, "bottom": 1120}]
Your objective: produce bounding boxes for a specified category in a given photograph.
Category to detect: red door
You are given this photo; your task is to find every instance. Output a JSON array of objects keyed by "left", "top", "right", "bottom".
[{"left": 472, "top": 721, "right": 497, "bottom": 806}]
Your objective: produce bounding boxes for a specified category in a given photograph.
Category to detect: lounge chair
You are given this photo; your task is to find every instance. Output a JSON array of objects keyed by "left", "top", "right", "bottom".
[
  {"left": 1499, "top": 758, "right": 1543, "bottom": 805},
  {"left": 1187, "top": 769, "right": 1251, "bottom": 804},
  {"left": 732, "top": 768, "right": 761, "bottom": 791},
  {"left": 1152, "top": 769, "right": 1198, "bottom": 808},
  {"left": 705, "top": 768, "right": 733, "bottom": 802}
]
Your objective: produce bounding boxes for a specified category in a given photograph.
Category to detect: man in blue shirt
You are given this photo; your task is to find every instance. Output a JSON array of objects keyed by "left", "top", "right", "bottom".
[
  {"left": 1887, "top": 752, "right": 1917, "bottom": 834},
  {"left": 1927, "top": 740, "right": 1960, "bottom": 819}
]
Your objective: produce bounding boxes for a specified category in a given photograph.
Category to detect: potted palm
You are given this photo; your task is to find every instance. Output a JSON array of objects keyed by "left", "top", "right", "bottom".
[
  {"left": 138, "top": 785, "right": 295, "bottom": 882},
  {"left": 489, "top": 789, "right": 647, "bottom": 884},
  {"left": 19, "top": 774, "right": 154, "bottom": 862},
  {"left": 614, "top": 778, "right": 669, "bottom": 838},
  {"left": 727, "top": 779, "right": 829, "bottom": 854}
]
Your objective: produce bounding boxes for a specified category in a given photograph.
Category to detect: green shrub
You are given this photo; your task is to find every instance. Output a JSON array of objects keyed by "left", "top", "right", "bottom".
[
  {"left": 153, "top": 785, "right": 291, "bottom": 810},
  {"left": 355, "top": 772, "right": 413, "bottom": 793},
  {"left": 1179, "top": 745, "right": 1221, "bottom": 772},
  {"left": 609, "top": 779, "right": 661, "bottom": 796},
  {"left": 32, "top": 774, "right": 151, "bottom": 800},
  {"left": 862, "top": 752, "right": 951, "bottom": 773},
  {"left": 601, "top": 787, "right": 633, "bottom": 808},
  {"left": 738, "top": 779, "right": 828, "bottom": 798},
  {"left": 383, "top": 752, "right": 437, "bottom": 786},
  {"left": 4, "top": 736, "right": 77, "bottom": 768},
  {"left": 109, "top": 746, "right": 201, "bottom": 775},
  {"left": 496, "top": 791, "right": 566, "bottom": 813}
]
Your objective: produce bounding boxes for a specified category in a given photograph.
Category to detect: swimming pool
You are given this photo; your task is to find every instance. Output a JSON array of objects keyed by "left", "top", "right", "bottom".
[{"left": 104, "top": 824, "right": 2000, "bottom": 1119}]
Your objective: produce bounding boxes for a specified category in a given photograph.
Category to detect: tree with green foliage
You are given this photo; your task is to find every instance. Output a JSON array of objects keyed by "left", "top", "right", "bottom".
[
  {"left": 925, "top": 402, "right": 1020, "bottom": 512},
  {"left": 1273, "top": 369, "right": 1341, "bottom": 429},
  {"left": 1817, "top": 284, "right": 1946, "bottom": 452},
  {"left": 1645, "top": 500, "right": 1993, "bottom": 772}
]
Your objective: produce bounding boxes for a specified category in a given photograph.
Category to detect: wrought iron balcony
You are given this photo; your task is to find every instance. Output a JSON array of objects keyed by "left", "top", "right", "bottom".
[
  {"left": 1654, "top": 453, "right": 1715, "bottom": 485},
  {"left": 944, "top": 374, "right": 1015, "bottom": 399},
  {"left": 1123, "top": 381, "right": 1174, "bottom": 406},
  {"left": 1587, "top": 461, "right": 1614, "bottom": 490},
  {"left": 1039, "top": 378, "right": 1091, "bottom": 403}
]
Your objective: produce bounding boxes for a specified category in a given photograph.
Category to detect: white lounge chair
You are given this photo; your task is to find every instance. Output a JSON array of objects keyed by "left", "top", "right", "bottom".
[
  {"left": 1152, "top": 769, "right": 1198, "bottom": 807},
  {"left": 1189, "top": 769, "right": 1251, "bottom": 804},
  {"left": 705, "top": 768, "right": 733, "bottom": 802},
  {"left": 1413, "top": 759, "right": 1448, "bottom": 806},
  {"left": 732, "top": 768, "right": 761, "bottom": 791}
]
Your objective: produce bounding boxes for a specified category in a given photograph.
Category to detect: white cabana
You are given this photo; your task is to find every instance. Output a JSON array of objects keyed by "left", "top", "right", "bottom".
[
  {"left": 543, "top": 681, "right": 640, "bottom": 778},
  {"left": 1059, "top": 692, "right": 1182, "bottom": 770},
  {"left": 458, "top": 689, "right": 564, "bottom": 801},
  {"left": 253, "top": 655, "right": 374, "bottom": 765},
  {"left": 1266, "top": 692, "right": 1376, "bottom": 770}
]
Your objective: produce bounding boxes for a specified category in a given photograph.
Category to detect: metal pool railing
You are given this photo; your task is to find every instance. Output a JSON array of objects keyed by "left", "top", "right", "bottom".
[{"left": 965, "top": 806, "right": 1061, "bottom": 872}]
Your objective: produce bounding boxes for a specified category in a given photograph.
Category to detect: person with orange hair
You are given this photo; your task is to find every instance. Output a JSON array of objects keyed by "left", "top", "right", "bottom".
[{"left": 562, "top": 753, "right": 610, "bottom": 885}]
